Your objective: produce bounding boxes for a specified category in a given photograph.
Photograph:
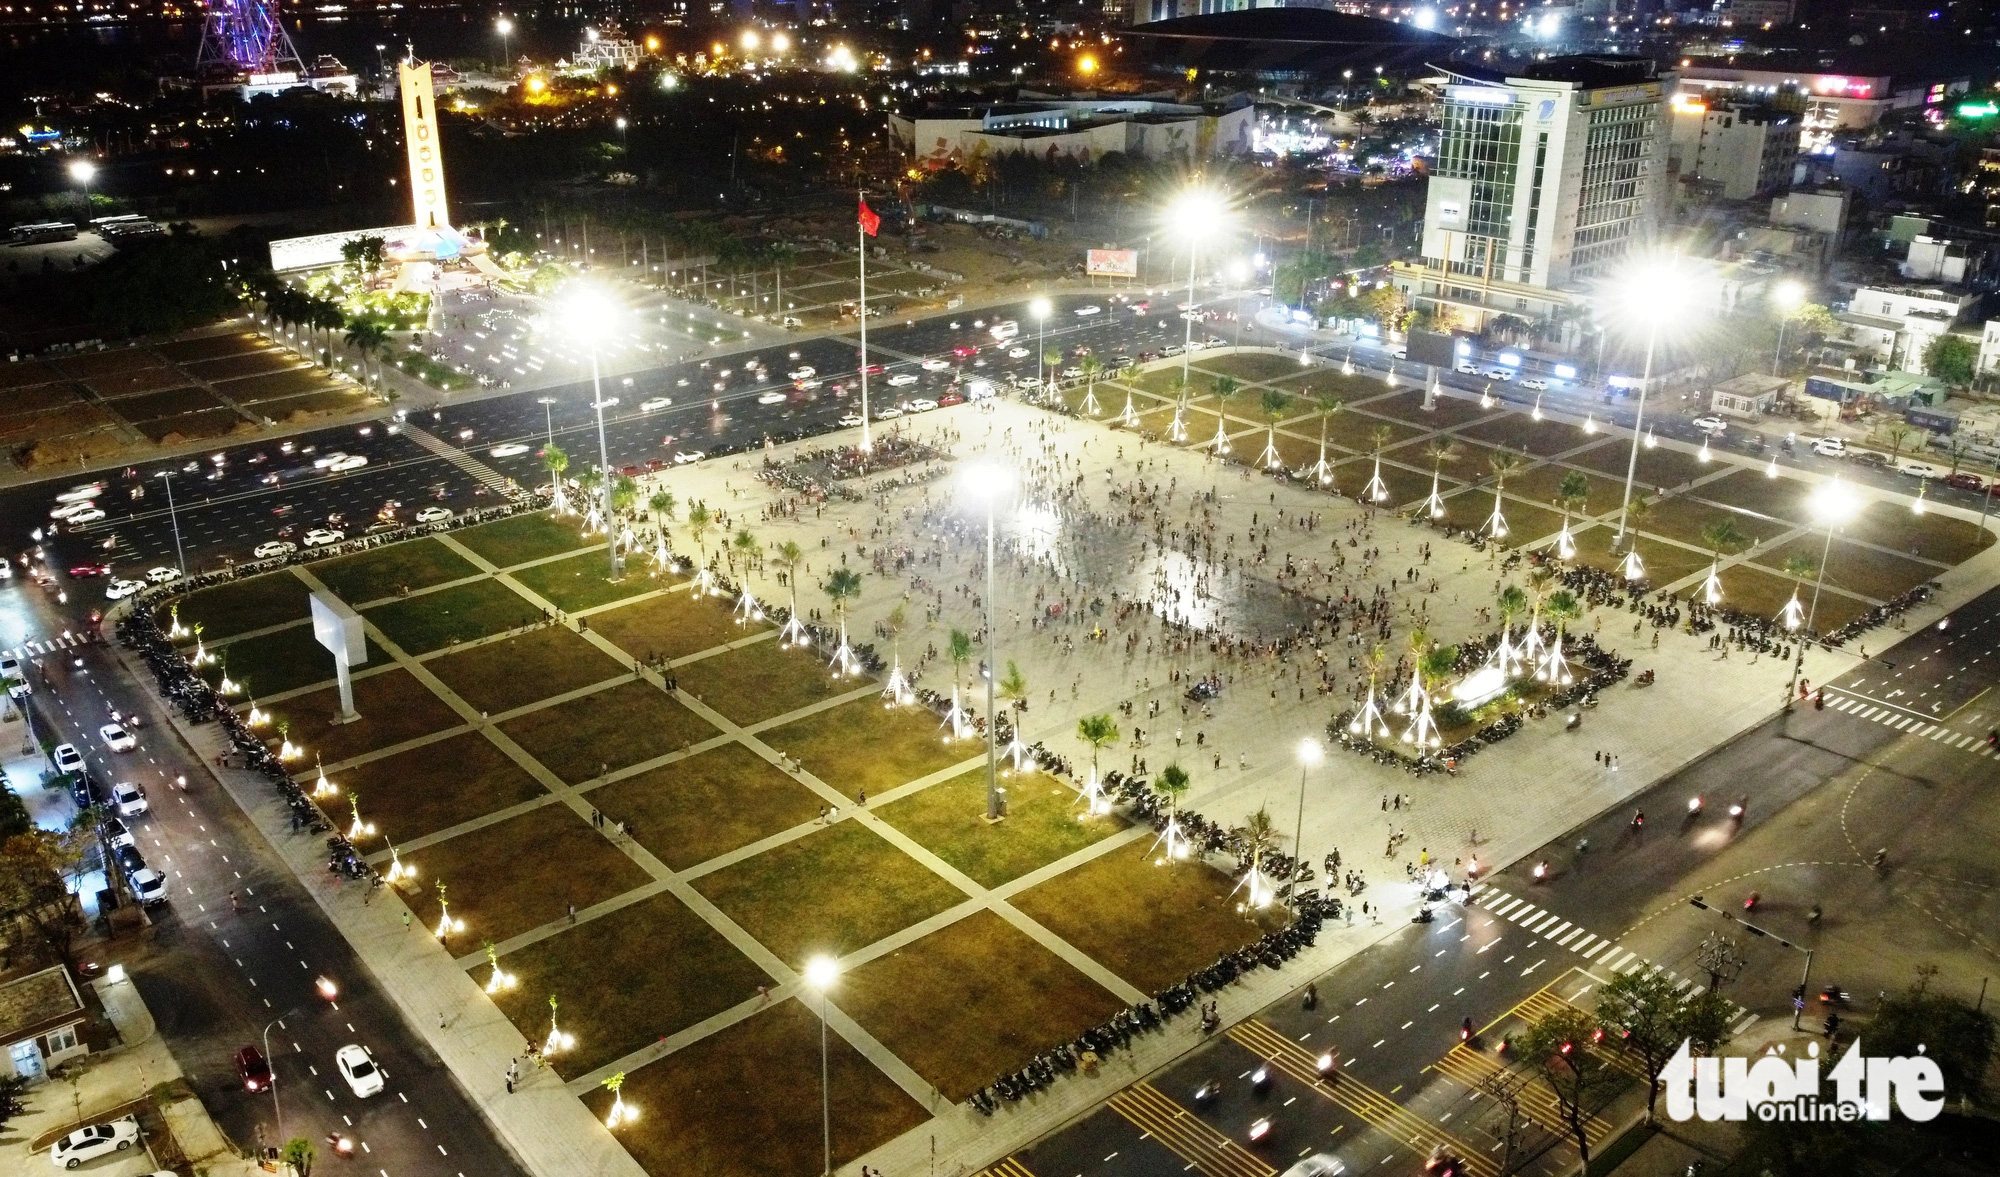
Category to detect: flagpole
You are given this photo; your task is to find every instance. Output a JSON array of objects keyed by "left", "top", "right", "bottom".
[{"left": 858, "top": 188, "right": 872, "bottom": 453}]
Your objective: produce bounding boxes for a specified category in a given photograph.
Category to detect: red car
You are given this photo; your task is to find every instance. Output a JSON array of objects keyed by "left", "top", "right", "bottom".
[
  {"left": 68, "top": 564, "right": 111, "bottom": 578},
  {"left": 938, "top": 392, "right": 966, "bottom": 407},
  {"left": 1944, "top": 471, "right": 1987, "bottom": 493},
  {"left": 951, "top": 345, "right": 978, "bottom": 357},
  {"left": 234, "top": 1044, "right": 272, "bottom": 1092},
  {"left": 862, "top": 364, "right": 884, "bottom": 375}
]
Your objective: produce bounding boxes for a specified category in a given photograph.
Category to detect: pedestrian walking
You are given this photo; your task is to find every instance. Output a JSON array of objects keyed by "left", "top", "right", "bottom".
[
  {"left": 403, "top": 911, "right": 412, "bottom": 931},
  {"left": 567, "top": 903, "right": 577, "bottom": 925},
  {"left": 506, "top": 1062, "right": 518, "bottom": 1094}
]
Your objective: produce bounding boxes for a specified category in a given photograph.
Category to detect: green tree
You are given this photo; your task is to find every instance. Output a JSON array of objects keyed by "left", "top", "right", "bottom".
[
  {"left": 1700, "top": 517, "right": 1748, "bottom": 561},
  {"left": 1489, "top": 447, "right": 1524, "bottom": 490},
  {"left": 1544, "top": 588, "right": 1581, "bottom": 638},
  {"left": 1356, "top": 284, "right": 1403, "bottom": 327},
  {"left": 1884, "top": 422, "right": 1916, "bottom": 464},
  {"left": 1923, "top": 334, "right": 1978, "bottom": 386},
  {"left": 1075, "top": 713, "right": 1119, "bottom": 778},
  {"left": 1419, "top": 642, "right": 1458, "bottom": 687},
  {"left": 946, "top": 628, "right": 974, "bottom": 694},
  {"left": 84, "top": 234, "right": 241, "bottom": 335},
  {"left": 822, "top": 567, "right": 863, "bottom": 626},
  {"left": 0, "top": 829, "right": 89, "bottom": 967},
  {"left": 1557, "top": 469, "right": 1590, "bottom": 516},
  {"left": 542, "top": 443, "right": 569, "bottom": 483},
  {"left": 1788, "top": 302, "right": 1839, "bottom": 344},
  {"left": 1212, "top": 374, "right": 1240, "bottom": 414},
  {"left": 1155, "top": 763, "right": 1190, "bottom": 816},
  {"left": 647, "top": 489, "right": 676, "bottom": 522},
  {"left": 1262, "top": 387, "right": 1289, "bottom": 426},
  {"left": 686, "top": 503, "right": 713, "bottom": 562},
  {"left": 1869, "top": 969, "right": 1997, "bottom": 1103},
  {"left": 1496, "top": 583, "right": 1527, "bottom": 633},
  {"left": 1595, "top": 968, "right": 1734, "bottom": 1123},
  {"left": 609, "top": 473, "right": 639, "bottom": 515},
  {"left": 1080, "top": 356, "right": 1104, "bottom": 412},
  {"left": 730, "top": 527, "right": 758, "bottom": 573},
  {"left": 282, "top": 1136, "right": 317, "bottom": 1177},
  {"left": 1516, "top": 1005, "right": 1617, "bottom": 1164},
  {"left": 340, "top": 234, "right": 388, "bottom": 279},
  {"left": 343, "top": 315, "right": 390, "bottom": 389},
  {"left": 998, "top": 660, "right": 1028, "bottom": 710},
  {"left": 1239, "top": 805, "right": 1282, "bottom": 876},
  {"left": 773, "top": 539, "right": 803, "bottom": 593}
]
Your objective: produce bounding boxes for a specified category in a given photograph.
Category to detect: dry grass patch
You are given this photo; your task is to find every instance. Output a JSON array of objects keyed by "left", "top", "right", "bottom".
[
  {"left": 163, "top": 572, "right": 310, "bottom": 640},
  {"left": 877, "top": 768, "right": 1124, "bottom": 889},
  {"left": 693, "top": 821, "right": 967, "bottom": 963},
  {"left": 1455, "top": 414, "right": 1595, "bottom": 458},
  {"left": 312, "top": 538, "right": 480, "bottom": 604},
  {"left": 1570, "top": 440, "right": 1708, "bottom": 491},
  {"left": 427, "top": 626, "right": 625, "bottom": 715},
  {"left": 584, "top": 1000, "right": 929, "bottom": 1177},
  {"left": 587, "top": 590, "right": 742, "bottom": 664},
  {"left": 266, "top": 668, "right": 461, "bottom": 766},
  {"left": 500, "top": 679, "right": 715, "bottom": 783},
  {"left": 210, "top": 624, "right": 382, "bottom": 699},
  {"left": 677, "top": 638, "right": 853, "bottom": 726},
  {"left": 400, "top": 807, "right": 653, "bottom": 945},
  {"left": 512, "top": 550, "right": 658, "bottom": 613},
  {"left": 591, "top": 743, "right": 824, "bottom": 871},
  {"left": 760, "top": 697, "right": 972, "bottom": 800},
  {"left": 843, "top": 910, "right": 1126, "bottom": 1101},
  {"left": 1756, "top": 536, "right": 1938, "bottom": 602},
  {"left": 335, "top": 732, "right": 547, "bottom": 842}
]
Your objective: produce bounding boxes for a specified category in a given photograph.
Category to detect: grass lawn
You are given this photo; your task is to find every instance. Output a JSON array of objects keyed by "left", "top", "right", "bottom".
[
  {"left": 1573, "top": 527, "right": 1710, "bottom": 589},
  {"left": 365, "top": 578, "right": 541, "bottom": 656},
  {"left": 1486, "top": 501, "right": 1568, "bottom": 550},
  {"left": 592, "top": 743, "right": 825, "bottom": 871},
  {"left": 493, "top": 890, "right": 768, "bottom": 1080},
  {"left": 1506, "top": 464, "right": 1628, "bottom": 516},
  {"left": 1195, "top": 352, "right": 1304, "bottom": 384},
  {"left": 209, "top": 624, "right": 383, "bottom": 699},
  {"left": 1350, "top": 387, "right": 1494, "bottom": 429},
  {"left": 1757, "top": 535, "right": 1938, "bottom": 602},
  {"left": 162, "top": 572, "right": 310, "bottom": 640},
  {"left": 1311, "top": 410, "right": 1426, "bottom": 454},
  {"left": 1569, "top": 440, "right": 1708, "bottom": 491},
  {"left": 501, "top": 679, "right": 715, "bottom": 783},
  {"left": 877, "top": 768, "right": 1124, "bottom": 889},
  {"left": 512, "top": 551, "right": 660, "bottom": 613},
  {"left": 676, "top": 639, "right": 853, "bottom": 726},
  {"left": 335, "top": 732, "right": 549, "bottom": 841},
  {"left": 1364, "top": 458, "right": 1454, "bottom": 513},
  {"left": 267, "top": 668, "right": 462, "bottom": 767},
  {"left": 453, "top": 511, "right": 590, "bottom": 567},
  {"left": 584, "top": 999, "right": 929, "bottom": 1177},
  {"left": 1010, "top": 839, "right": 1275, "bottom": 995},
  {"left": 1455, "top": 413, "right": 1595, "bottom": 458},
  {"left": 841, "top": 910, "right": 1126, "bottom": 1101},
  {"left": 1634, "top": 489, "right": 1784, "bottom": 553},
  {"left": 1843, "top": 501, "right": 1992, "bottom": 566},
  {"left": 693, "top": 821, "right": 967, "bottom": 963},
  {"left": 426, "top": 626, "right": 625, "bottom": 716},
  {"left": 401, "top": 806, "right": 654, "bottom": 945},
  {"left": 1691, "top": 468, "right": 1818, "bottom": 528},
  {"left": 760, "top": 698, "right": 973, "bottom": 801},
  {"left": 587, "top": 590, "right": 746, "bottom": 664},
  {"left": 1707, "top": 564, "right": 1818, "bottom": 628},
  {"left": 310, "top": 538, "right": 480, "bottom": 604}
]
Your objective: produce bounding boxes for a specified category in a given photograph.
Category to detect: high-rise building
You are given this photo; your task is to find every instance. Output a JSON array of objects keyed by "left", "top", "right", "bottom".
[{"left": 1392, "top": 55, "right": 1673, "bottom": 330}]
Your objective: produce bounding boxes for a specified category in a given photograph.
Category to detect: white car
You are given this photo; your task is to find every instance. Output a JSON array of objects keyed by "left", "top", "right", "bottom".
[
  {"left": 920, "top": 358, "right": 951, "bottom": 372},
  {"left": 1455, "top": 363, "right": 1479, "bottom": 374},
  {"left": 1484, "top": 368, "right": 1514, "bottom": 381},
  {"left": 128, "top": 867, "right": 167, "bottom": 907},
  {"left": 112, "top": 782, "right": 147, "bottom": 816},
  {"left": 787, "top": 367, "right": 817, "bottom": 380},
  {"left": 1808, "top": 436, "right": 1846, "bottom": 457},
  {"left": 99, "top": 723, "right": 136, "bottom": 752},
  {"left": 906, "top": 398, "right": 939, "bottom": 413},
  {"left": 1059, "top": 367, "right": 1083, "bottom": 379},
  {"left": 254, "top": 541, "right": 297, "bottom": 559},
  {"left": 145, "top": 566, "right": 180, "bottom": 583},
  {"left": 101, "top": 815, "right": 135, "bottom": 849},
  {"left": 873, "top": 407, "right": 904, "bottom": 420},
  {"left": 49, "top": 1116, "right": 139, "bottom": 1169},
  {"left": 1896, "top": 459, "right": 1940, "bottom": 479},
  {"left": 329, "top": 454, "right": 368, "bottom": 472},
  {"left": 489, "top": 443, "right": 530, "bottom": 458},
  {"left": 61, "top": 507, "right": 105, "bottom": 525},
  {"left": 1520, "top": 378, "right": 1549, "bottom": 391},
  {"left": 1007, "top": 347, "right": 1030, "bottom": 359},
  {"left": 0, "top": 655, "right": 18, "bottom": 679},
  {"left": 886, "top": 373, "right": 919, "bottom": 387},
  {"left": 639, "top": 396, "right": 672, "bottom": 412},
  {"left": 50, "top": 500, "right": 98, "bottom": 520},
  {"left": 1280, "top": 1156, "right": 1345, "bottom": 1177},
  {"left": 1692, "top": 415, "right": 1728, "bottom": 434},
  {"left": 105, "top": 579, "right": 144, "bottom": 601},
  {"left": 838, "top": 413, "right": 865, "bottom": 427},
  {"left": 336, "top": 1044, "right": 385, "bottom": 1097},
  {"left": 53, "top": 743, "right": 84, "bottom": 773},
  {"left": 302, "top": 528, "right": 345, "bottom": 547},
  {"left": 756, "top": 391, "right": 787, "bottom": 405},
  {"left": 671, "top": 451, "right": 705, "bottom": 465},
  {"left": 415, "top": 507, "right": 453, "bottom": 524},
  {"left": 1073, "top": 305, "right": 1102, "bottom": 317},
  {"left": 56, "top": 482, "right": 104, "bottom": 503},
  {"left": 311, "top": 452, "right": 348, "bottom": 469}
]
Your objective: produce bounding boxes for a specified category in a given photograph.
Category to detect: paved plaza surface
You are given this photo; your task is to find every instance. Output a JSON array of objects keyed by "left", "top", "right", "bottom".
[{"left": 115, "top": 342, "right": 2000, "bottom": 1177}]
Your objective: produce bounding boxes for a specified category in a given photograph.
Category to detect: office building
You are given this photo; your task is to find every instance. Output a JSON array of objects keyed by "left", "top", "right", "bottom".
[
  {"left": 1392, "top": 55, "right": 1674, "bottom": 331},
  {"left": 1669, "top": 94, "right": 1799, "bottom": 201}
]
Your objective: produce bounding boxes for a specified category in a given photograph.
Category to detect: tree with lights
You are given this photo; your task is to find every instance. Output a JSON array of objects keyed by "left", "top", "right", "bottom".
[
  {"left": 822, "top": 567, "right": 862, "bottom": 675},
  {"left": 1074, "top": 713, "right": 1119, "bottom": 813},
  {"left": 1209, "top": 375, "right": 1239, "bottom": 454}
]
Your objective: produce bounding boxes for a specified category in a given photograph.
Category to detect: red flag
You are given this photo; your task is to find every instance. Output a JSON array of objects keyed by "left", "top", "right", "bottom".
[{"left": 858, "top": 197, "right": 881, "bottom": 238}]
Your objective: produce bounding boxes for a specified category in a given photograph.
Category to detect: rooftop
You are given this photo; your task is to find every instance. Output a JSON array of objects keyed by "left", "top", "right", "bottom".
[
  {"left": 1445, "top": 54, "right": 1664, "bottom": 91},
  {"left": 1123, "top": 9, "right": 1455, "bottom": 75},
  {"left": 0, "top": 965, "right": 83, "bottom": 1042}
]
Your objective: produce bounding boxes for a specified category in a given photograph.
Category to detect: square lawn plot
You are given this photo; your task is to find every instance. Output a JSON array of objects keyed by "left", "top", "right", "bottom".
[
  {"left": 401, "top": 807, "right": 652, "bottom": 945},
  {"left": 1842, "top": 501, "right": 1992, "bottom": 567},
  {"left": 1686, "top": 468, "right": 1816, "bottom": 528},
  {"left": 366, "top": 578, "right": 540, "bottom": 655},
  {"left": 586, "top": 590, "right": 745, "bottom": 665},
  {"left": 1719, "top": 567, "right": 1871, "bottom": 634},
  {"left": 1010, "top": 839, "right": 1274, "bottom": 995},
  {"left": 677, "top": 638, "right": 856, "bottom": 726},
  {"left": 1476, "top": 501, "right": 1568, "bottom": 550},
  {"left": 842, "top": 910, "right": 1126, "bottom": 1101},
  {"left": 1199, "top": 352, "right": 1317, "bottom": 384},
  {"left": 1758, "top": 535, "right": 1939, "bottom": 602},
  {"left": 760, "top": 697, "right": 971, "bottom": 800},
  {"left": 1570, "top": 439, "right": 1708, "bottom": 492},
  {"left": 1348, "top": 387, "right": 1493, "bottom": 429},
  {"left": 426, "top": 625, "right": 625, "bottom": 715},
  {"left": 334, "top": 731, "right": 547, "bottom": 841},
  {"left": 1572, "top": 527, "right": 1711, "bottom": 588},
  {"left": 877, "top": 767, "right": 1124, "bottom": 889},
  {"left": 156, "top": 334, "right": 265, "bottom": 363},
  {"left": 58, "top": 348, "right": 162, "bottom": 378},
  {"left": 209, "top": 624, "right": 385, "bottom": 699},
  {"left": 590, "top": 742, "right": 823, "bottom": 870},
  {"left": 512, "top": 550, "right": 657, "bottom": 613},
  {"left": 1505, "top": 463, "right": 1628, "bottom": 517},
  {"left": 266, "top": 668, "right": 461, "bottom": 767},
  {"left": 693, "top": 821, "right": 966, "bottom": 963},
  {"left": 453, "top": 512, "right": 590, "bottom": 567},
  {"left": 493, "top": 890, "right": 769, "bottom": 1080},
  {"left": 500, "top": 679, "right": 716, "bottom": 783},
  {"left": 1633, "top": 490, "right": 1782, "bottom": 552},
  {"left": 1307, "top": 410, "right": 1428, "bottom": 455},
  {"left": 163, "top": 572, "right": 310, "bottom": 640},
  {"left": 1342, "top": 457, "right": 1440, "bottom": 513},
  {"left": 106, "top": 385, "right": 220, "bottom": 418},
  {"left": 138, "top": 409, "right": 240, "bottom": 444},
  {"left": 1453, "top": 412, "right": 1599, "bottom": 458},
  {"left": 311, "top": 538, "right": 480, "bottom": 604},
  {"left": 583, "top": 999, "right": 928, "bottom": 1177}
]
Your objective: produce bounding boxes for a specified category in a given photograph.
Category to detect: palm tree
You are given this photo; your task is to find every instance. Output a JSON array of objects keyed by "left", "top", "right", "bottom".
[
  {"left": 946, "top": 628, "right": 974, "bottom": 694},
  {"left": 648, "top": 490, "right": 677, "bottom": 524},
  {"left": 1075, "top": 712, "right": 1119, "bottom": 811},
  {"left": 1155, "top": 763, "right": 1190, "bottom": 816},
  {"left": 1257, "top": 388, "right": 1289, "bottom": 468},
  {"left": 730, "top": 527, "right": 758, "bottom": 575},
  {"left": 1552, "top": 468, "right": 1589, "bottom": 556},
  {"left": 1536, "top": 588, "right": 1581, "bottom": 684},
  {"left": 542, "top": 442, "right": 569, "bottom": 491},
  {"left": 823, "top": 567, "right": 862, "bottom": 620},
  {"left": 1696, "top": 517, "right": 1747, "bottom": 605},
  {"left": 773, "top": 539, "right": 803, "bottom": 594},
  {"left": 1419, "top": 437, "right": 1458, "bottom": 518},
  {"left": 685, "top": 503, "right": 713, "bottom": 564},
  {"left": 1238, "top": 806, "right": 1283, "bottom": 906},
  {"left": 1210, "top": 375, "right": 1240, "bottom": 454},
  {"left": 1778, "top": 553, "right": 1818, "bottom": 630},
  {"left": 343, "top": 316, "right": 389, "bottom": 389},
  {"left": 1079, "top": 356, "right": 1104, "bottom": 415},
  {"left": 1485, "top": 449, "right": 1524, "bottom": 539},
  {"left": 610, "top": 473, "right": 638, "bottom": 515},
  {"left": 998, "top": 660, "right": 1028, "bottom": 711},
  {"left": 1166, "top": 371, "right": 1191, "bottom": 441},
  {"left": 1359, "top": 424, "right": 1393, "bottom": 503},
  {"left": 1308, "top": 390, "right": 1343, "bottom": 485},
  {"left": 1494, "top": 582, "right": 1529, "bottom": 674}
]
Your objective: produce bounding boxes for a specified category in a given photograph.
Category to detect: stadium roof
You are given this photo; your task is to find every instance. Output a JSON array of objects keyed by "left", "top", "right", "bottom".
[{"left": 1122, "top": 9, "right": 1458, "bottom": 76}]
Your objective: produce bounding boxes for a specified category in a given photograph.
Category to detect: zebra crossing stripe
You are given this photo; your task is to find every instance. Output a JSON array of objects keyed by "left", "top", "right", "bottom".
[
  {"left": 1507, "top": 903, "right": 1536, "bottom": 922},
  {"left": 1543, "top": 920, "right": 1572, "bottom": 939},
  {"left": 1836, "top": 698, "right": 1857, "bottom": 711},
  {"left": 1573, "top": 934, "right": 1597, "bottom": 954},
  {"left": 1490, "top": 896, "right": 1523, "bottom": 917},
  {"left": 1583, "top": 941, "right": 1609, "bottom": 959},
  {"left": 1523, "top": 912, "right": 1554, "bottom": 932},
  {"left": 1556, "top": 927, "right": 1582, "bottom": 947}
]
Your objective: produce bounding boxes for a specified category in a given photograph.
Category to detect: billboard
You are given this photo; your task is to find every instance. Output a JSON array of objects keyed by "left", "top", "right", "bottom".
[
  {"left": 1406, "top": 328, "right": 1459, "bottom": 369},
  {"left": 310, "top": 590, "right": 368, "bottom": 666},
  {"left": 1086, "top": 249, "right": 1138, "bottom": 278}
]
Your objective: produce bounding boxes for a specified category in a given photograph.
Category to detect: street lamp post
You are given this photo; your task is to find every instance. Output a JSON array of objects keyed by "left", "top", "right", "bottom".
[
  {"left": 964, "top": 464, "right": 1012, "bottom": 820},
  {"left": 537, "top": 395, "right": 558, "bottom": 448},
  {"left": 69, "top": 159, "right": 96, "bottom": 206},
  {"left": 261, "top": 1015, "right": 287, "bottom": 1144},
  {"left": 1167, "top": 189, "right": 1229, "bottom": 390},
  {"left": 157, "top": 470, "right": 186, "bottom": 574},
  {"left": 1291, "top": 738, "right": 1321, "bottom": 914},
  {"left": 562, "top": 288, "right": 621, "bottom": 577},
  {"left": 804, "top": 957, "right": 838, "bottom": 1176},
  {"left": 496, "top": 16, "right": 513, "bottom": 68},
  {"left": 1610, "top": 256, "right": 1697, "bottom": 548},
  {"left": 1771, "top": 280, "right": 1804, "bottom": 376},
  {"left": 1783, "top": 478, "right": 1857, "bottom": 710},
  {"left": 1030, "top": 297, "right": 1051, "bottom": 394}
]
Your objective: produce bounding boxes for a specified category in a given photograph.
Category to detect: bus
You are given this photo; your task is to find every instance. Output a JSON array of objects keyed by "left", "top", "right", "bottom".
[{"left": 9, "top": 221, "right": 78, "bottom": 245}]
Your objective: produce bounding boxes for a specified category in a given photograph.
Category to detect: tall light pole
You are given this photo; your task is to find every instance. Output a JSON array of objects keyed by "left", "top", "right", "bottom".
[
  {"left": 156, "top": 470, "right": 186, "bottom": 574},
  {"left": 261, "top": 1015, "right": 288, "bottom": 1144},
  {"left": 964, "top": 464, "right": 1013, "bottom": 820},
  {"left": 69, "top": 159, "right": 96, "bottom": 207},
  {"left": 1166, "top": 188, "right": 1229, "bottom": 389},
  {"left": 537, "top": 395, "right": 558, "bottom": 448},
  {"left": 563, "top": 288, "right": 621, "bottom": 577},
  {"left": 804, "top": 957, "right": 838, "bottom": 1176},
  {"left": 1030, "top": 297, "right": 1051, "bottom": 394},
  {"left": 1783, "top": 478, "right": 1857, "bottom": 710},
  {"left": 1291, "top": 738, "right": 1321, "bottom": 914},
  {"left": 1770, "top": 279, "right": 1804, "bottom": 375},
  {"left": 1609, "top": 255, "right": 1698, "bottom": 548},
  {"left": 495, "top": 17, "right": 514, "bottom": 68}
]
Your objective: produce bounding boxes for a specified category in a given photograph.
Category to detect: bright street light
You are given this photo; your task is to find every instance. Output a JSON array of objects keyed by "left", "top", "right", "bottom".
[
  {"left": 1785, "top": 477, "right": 1859, "bottom": 708},
  {"left": 1290, "top": 738, "right": 1321, "bottom": 914},
  {"left": 495, "top": 16, "right": 513, "bottom": 68},
  {"left": 962, "top": 462, "right": 1015, "bottom": 821},
  {"left": 1604, "top": 252, "right": 1702, "bottom": 548},
  {"left": 560, "top": 286, "right": 624, "bottom": 576},
  {"left": 741, "top": 30, "right": 761, "bottom": 51},
  {"left": 804, "top": 956, "right": 838, "bottom": 1177},
  {"left": 1030, "top": 297, "right": 1051, "bottom": 391},
  {"left": 1165, "top": 187, "right": 1231, "bottom": 387},
  {"left": 68, "top": 159, "right": 96, "bottom": 185}
]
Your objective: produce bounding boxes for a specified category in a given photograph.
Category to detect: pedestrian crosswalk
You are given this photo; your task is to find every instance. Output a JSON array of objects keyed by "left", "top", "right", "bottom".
[
  {"left": 398, "top": 421, "right": 520, "bottom": 497},
  {"left": 1821, "top": 691, "right": 1995, "bottom": 757},
  {"left": 1467, "top": 885, "right": 1756, "bottom": 1033},
  {"left": 3, "top": 631, "right": 91, "bottom": 660}
]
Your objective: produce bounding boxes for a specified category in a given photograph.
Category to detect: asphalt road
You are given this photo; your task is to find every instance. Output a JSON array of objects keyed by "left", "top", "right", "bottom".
[
  {"left": 17, "top": 610, "right": 527, "bottom": 1177},
  {"left": 1002, "top": 587, "right": 1998, "bottom": 1177}
]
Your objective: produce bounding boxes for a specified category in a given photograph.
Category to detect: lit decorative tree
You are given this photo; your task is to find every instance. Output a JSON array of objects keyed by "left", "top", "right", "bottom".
[
  {"left": 997, "top": 661, "right": 1030, "bottom": 769},
  {"left": 1697, "top": 518, "right": 1747, "bottom": 606},
  {"left": 773, "top": 540, "right": 809, "bottom": 646},
  {"left": 1151, "top": 763, "right": 1192, "bottom": 862},
  {"left": 1305, "top": 390, "right": 1343, "bottom": 487},
  {"left": 1166, "top": 372, "right": 1190, "bottom": 442},
  {"left": 542, "top": 993, "right": 574, "bottom": 1055},
  {"left": 1234, "top": 806, "right": 1281, "bottom": 909},
  {"left": 1078, "top": 356, "right": 1104, "bottom": 416},
  {"left": 1348, "top": 645, "right": 1390, "bottom": 739},
  {"left": 1074, "top": 713, "right": 1119, "bottom": 815},
  {"left": 1535, "top": 589, "right": 1580, "bottom": 685},
  {"left": 347, "top": 793, "right": 376, "bottom": 840},
  {"left": 942, "top": 629, "right": 975, "bottom": 740},
  {"left": 1257, "top": 388, "right": 1288, "bottom": 469},
  {"left": 1420, "top": 438, "right": 1459, "bottom": 519},
  {"left": 1361, "top": 425, "right": 1392, "bottom": 503},
  {"left": 1777, "top": 554, "right": 1816, "bottom": 631},
  {"left": 384, "top": 838, "right": 415, "bottom": 884},
  {"left": 434, "top": 879, "right": 465, "bottom": 938},
  {"left": 1493, "top": 583, "right": 1529, "bottom": 677},
  {"left": 1620, "top": 497, "right": 1653, "bottom": 581},
  {"left": 822, "top": 567, "right": 863, "bottom": 676},
  {"left": 1553, "top": 470, "right": 1589, "bottom": 560},
  {"left": 603, "top": 1071, "right": 636, "bottom": 1127},
  {"left": 544, "top": 443, "right": 571, "bottom": 513},
  {"left": 276, "top": 718, "right": 301, "bottom": 761},
  {"left": 1518, "top": 567, "right": 1553, "bottom": 665},
  {"left": 685, "top": 503, "right": 716, "bottom": 594},
  {"left": 166, "top": 602, "right": 189, "bottom": 639},
  {"left": 1485, "top": 449, "right": 1523, "bottom": 540},
  {"left": 1402, "top": 642, "right": 1456, "bottom": 750},
  {"left": 880, "top": 604, "right": 913, "bottom": 705},
  {"left": 1209, "top": 375, "right": 1239, "bottom": 455}
]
